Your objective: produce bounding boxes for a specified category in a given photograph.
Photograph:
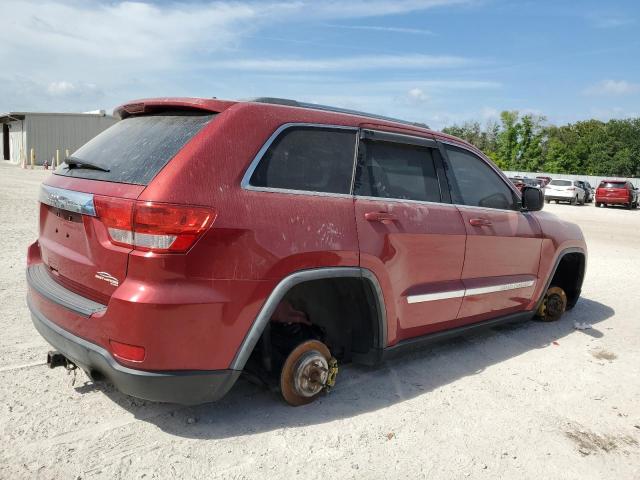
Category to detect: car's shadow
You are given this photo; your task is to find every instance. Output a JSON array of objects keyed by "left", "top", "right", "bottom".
[{"left": 78, "top": 297, "right": 613, "bottom": 439}]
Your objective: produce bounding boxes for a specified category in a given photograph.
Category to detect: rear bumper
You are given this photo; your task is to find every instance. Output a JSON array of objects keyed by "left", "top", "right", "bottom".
[
  {"left": 27, "top": 294, "right": 240, "bottom": 405},
  {"left": 544, "top": 194, "right": 573, "bottom": 201},
  {"left": 596, "top": 197, "right": 631, "bottom": 205}
]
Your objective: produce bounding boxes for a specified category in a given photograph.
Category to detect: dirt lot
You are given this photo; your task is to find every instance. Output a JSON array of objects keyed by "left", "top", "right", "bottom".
[{"left": 1, "top": 163, "right": 639, "bottom": 479}]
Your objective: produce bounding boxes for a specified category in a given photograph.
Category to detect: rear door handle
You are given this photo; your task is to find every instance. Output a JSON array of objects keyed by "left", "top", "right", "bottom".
[
  {"left": 469, "top": 217, "right": 492, "bottom": 227},
  {"left": 365, "top": 211, "right": 397, "bottom": 223}
]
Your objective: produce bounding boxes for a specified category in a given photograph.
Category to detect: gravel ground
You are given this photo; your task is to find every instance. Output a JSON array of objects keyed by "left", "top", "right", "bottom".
[{"left": 1, "top": 163, "right": 639, "bottom": 479}]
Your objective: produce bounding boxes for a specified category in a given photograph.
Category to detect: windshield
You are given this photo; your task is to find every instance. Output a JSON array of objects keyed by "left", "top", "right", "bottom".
[{"left": 55, "top": 111, "right": 215, "bottom": 185}]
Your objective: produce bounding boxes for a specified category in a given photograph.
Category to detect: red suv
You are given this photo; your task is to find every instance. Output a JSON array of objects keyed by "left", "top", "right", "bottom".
[
  {"left": 26, "top": 98, "right": 587, "bottom": 406},
  {"left": 595, "top": 180, "right": 638, "bottom": 209}
]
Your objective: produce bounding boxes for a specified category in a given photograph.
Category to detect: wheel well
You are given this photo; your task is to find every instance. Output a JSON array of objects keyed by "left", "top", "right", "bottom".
[
  {"left": 549, "top": 252, "right": 585, "bottom": 309},
  {"left": 243, "top": 276, "right": 381, "bottom": 383},
  {"left": 277, "top": 277, "right": 379, "bottom": 359}
]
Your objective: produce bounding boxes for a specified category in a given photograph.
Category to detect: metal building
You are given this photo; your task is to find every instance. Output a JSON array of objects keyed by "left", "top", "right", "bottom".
[{"left": 0, "top": 111, "right": 117, "bottom": 166}]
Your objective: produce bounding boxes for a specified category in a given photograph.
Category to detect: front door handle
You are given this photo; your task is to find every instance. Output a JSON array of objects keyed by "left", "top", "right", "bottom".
[
  {"left": 365, "top": 211, "right": 397, "bottom": 223},
  {"left": 469, "top": 217, "right": 492, "bottom": 227}
]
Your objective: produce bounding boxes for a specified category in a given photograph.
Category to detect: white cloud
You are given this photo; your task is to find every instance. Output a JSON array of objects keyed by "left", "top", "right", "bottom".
[
  {"left": 0, "top": 1, "right": 260, "bottom": 63},
  {"left": 408, "top": 87, "right": 429, "bottom": 102},
  {"left": 299, "top": 0, "right": 473, "bottom": 18},
  {"left": 212, "top": 54, "right": 473, "bottom": 72},
  {"left": 0, "top": 0, "right": 480, "bottom": 112},
  {"left": 388, "top": 80, "right": 501, "bottom": 90},
  {"left": 47, "top": 81, "right": 99, "bottom": 97},
  {"left": 324, "top": 24, "right": 435, "bottom": 35},
  {"left": 588, "top": 106, "right": 640, "bottom": 121},
  {"left": 588, "top": 15, "right": 635, "bottom": 29},
  {"left": 480, "top": 107, "right": 499, "bottom": 120},
  {"left": 584, "top": 80, "right": 640, "bottom": 96}
]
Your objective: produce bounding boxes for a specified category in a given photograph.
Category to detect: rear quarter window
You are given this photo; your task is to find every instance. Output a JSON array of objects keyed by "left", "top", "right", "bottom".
[
  {"left": 249, "top": 127, "right": 357, "bottom": 194},
  {"left": 54, "top": 112, "right": 215, "bottom": 185}
]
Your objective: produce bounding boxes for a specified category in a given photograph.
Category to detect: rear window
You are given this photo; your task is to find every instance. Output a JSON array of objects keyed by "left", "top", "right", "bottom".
[
  {"left": 54, "top": 112, "right": 215, "bottom": 185},
  {"left": 600, "top": 181, "right": 627, "bottom": 188},
  {"left": 549, "top": 180, "right": 572, "bottom": 186}
]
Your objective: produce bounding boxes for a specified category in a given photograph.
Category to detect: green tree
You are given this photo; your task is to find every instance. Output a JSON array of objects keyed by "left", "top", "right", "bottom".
[{"left": 441, "top": 113, "right": 640, "bottom": 177}]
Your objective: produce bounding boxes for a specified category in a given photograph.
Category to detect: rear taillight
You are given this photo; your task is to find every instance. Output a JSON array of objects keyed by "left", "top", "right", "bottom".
[
  {"left": 94, "top": 196, "right": 215, "bottom": 253},
  {"left": 568, "top": 187, "right": 576, "bottom": 191}
]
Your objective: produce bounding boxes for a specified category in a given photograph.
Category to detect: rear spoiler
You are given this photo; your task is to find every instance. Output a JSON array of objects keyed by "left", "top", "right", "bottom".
[{"left": 114, "top": 98, "right": 236, "bottom": 119}]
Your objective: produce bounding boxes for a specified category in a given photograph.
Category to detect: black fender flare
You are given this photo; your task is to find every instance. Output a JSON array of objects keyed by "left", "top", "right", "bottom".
[
  {"left": 534, "top": 247, "right": 587, "bottom": 311},
  {"left": 229, "top": 267, "right": 387, "bottom": 371}
]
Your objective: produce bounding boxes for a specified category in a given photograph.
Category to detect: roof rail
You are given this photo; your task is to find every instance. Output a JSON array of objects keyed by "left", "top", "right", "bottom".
[{"left": 250, "top": 97, "right": 429, "bottom": 129}]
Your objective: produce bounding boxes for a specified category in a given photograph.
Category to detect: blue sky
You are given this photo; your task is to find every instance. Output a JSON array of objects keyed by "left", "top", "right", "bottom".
[{"left": 0, "top": 0, "right": 638, "bottom": 129}]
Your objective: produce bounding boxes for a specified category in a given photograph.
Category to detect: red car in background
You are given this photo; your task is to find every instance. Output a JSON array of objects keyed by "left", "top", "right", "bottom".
[
  {"left": 26, "top": 97, "right": 587, "bottom": 406},
  {"left": 595, "top": 180, "right": 638, "bottom": 209}
]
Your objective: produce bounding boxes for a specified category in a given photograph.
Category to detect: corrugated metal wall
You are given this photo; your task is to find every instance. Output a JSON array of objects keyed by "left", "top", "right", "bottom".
[
  {"left": 24, "top": 113, "right": 117, "bottom": 165},
  {"left": 504, "top": 171, "right": 640, "bottom": 188}
]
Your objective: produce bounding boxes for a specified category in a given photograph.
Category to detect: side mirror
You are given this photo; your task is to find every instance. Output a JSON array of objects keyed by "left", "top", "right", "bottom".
[{"left": 521, "top": 186, "right": 544, "bottom": 211}]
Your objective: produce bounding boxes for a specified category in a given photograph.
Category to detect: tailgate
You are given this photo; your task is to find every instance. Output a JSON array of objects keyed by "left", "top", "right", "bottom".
[
  {"left": 601, "top": 187, "right": 626, "bottom": 197},
  {"left": 36, "top": 110, "right": 216, "bottom": 302},
  {"left": 38, "top": 182, "right": 144, "bottom": 303}
]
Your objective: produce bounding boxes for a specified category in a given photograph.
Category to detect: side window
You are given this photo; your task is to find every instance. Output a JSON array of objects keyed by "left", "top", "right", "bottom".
[
  {"left": 354, "top": 140, "right": 441, "bottom": 202},
  {"left": 443, "top": 145, "right": 516, "bottom": 210},
  {"left": 249, "top": 127, "right": 356, "bottom": 194}
]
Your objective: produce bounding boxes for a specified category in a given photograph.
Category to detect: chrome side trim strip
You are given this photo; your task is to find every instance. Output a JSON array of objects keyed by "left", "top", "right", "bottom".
[
  {"left": 39, "top": 185, "right": 96, "bottom": 216},
  {"left": 355, "top": 195, "right": 456, "bottom": 208},
  {"left": 455, "top": 203, "right": 523, "bottom": 214},
  {"left": 407, "top": 289, "right": 465, "bottom": 304},
  {"left": 465, "top": 280, "right": 535, "bottom": 297},
  {"left": 407, "top": 280, "right": 536, "bottom": 304}
]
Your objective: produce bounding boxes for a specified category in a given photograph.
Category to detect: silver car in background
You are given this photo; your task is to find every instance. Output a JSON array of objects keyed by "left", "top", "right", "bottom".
[{"left": 544, "top": 179, "right": 586, "bottom": 205}]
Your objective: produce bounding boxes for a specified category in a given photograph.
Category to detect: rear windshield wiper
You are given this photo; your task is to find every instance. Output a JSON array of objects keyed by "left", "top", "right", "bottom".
[{"left": 65, "top": 156, "right": 110, "bottom": 172}]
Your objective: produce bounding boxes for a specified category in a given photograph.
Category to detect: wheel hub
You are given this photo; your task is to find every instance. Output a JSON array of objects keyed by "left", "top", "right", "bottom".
[
  {"left": 546, "top": 293, "right": 564, "bottom": 317},
  {"left": 293, "top": 351, "right": 329, "bottom": 397},
  {"left": 280, "top": 339, "right": 336, "bottom": 406},
  {"left": 537, "top": 286, "right": 568, "bottom": 322}
]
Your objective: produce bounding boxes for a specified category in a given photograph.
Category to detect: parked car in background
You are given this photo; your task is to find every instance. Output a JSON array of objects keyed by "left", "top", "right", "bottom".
[
  {"left": 26, "top": 96, "right": 587, "bottom": 406},
  {"left": 508, "top": 177, "right": 526, "bottom": 192},
  {"left": 575, "top": 181, "right": 593, "bottom": 203},
  {"left": 544, "top": 179, "right": 586, "bottom": 205},
  {"left": 509, "top": 177, "right": 542, "bottom": 191},
  {"left": 536, "top": 176, "right": 552, "bottom": 187},
  {"left": 524, "top": 178, "right": 544, "bottom": 188},
  {"left": 595, "top": 180, "right": 638, "bottom": 209},
  {"left": 584, "top": 181, "right": 595, "bottom": 202}
]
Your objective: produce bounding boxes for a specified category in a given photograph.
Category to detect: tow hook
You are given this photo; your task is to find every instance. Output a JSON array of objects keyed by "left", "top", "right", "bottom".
[
  {"left": 47, "top": 351, "right": 79, "bottom": 385},
  {"left": 47, "top": 350, "right": 76, "bottom": 371}
]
